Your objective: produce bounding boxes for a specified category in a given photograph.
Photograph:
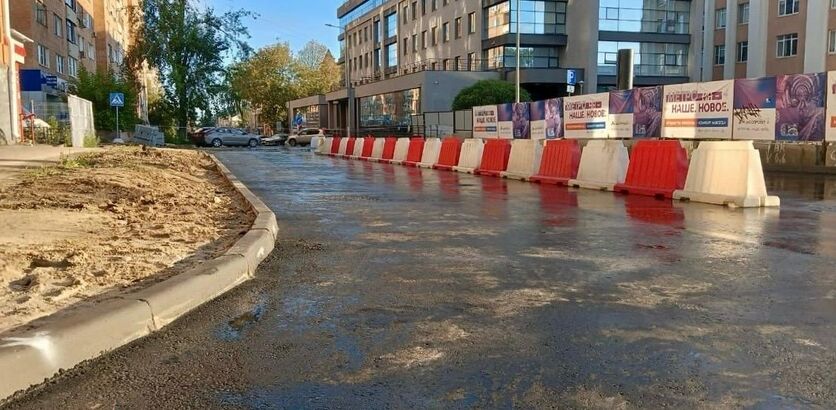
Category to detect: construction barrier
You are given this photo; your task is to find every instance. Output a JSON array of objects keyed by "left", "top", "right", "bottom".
[
  {"left": 453, "top": 138, "right": 484, "bottom": 174},
  {"left": 475, "top": 139, "right": 512, "bottom": 177},
  {"left": 403, "top": 137, "right": 427, "bottom": 167},
  {"left": 338, "top": 137, "right": 350, "bottom": 156},
  {"left": 318, "top": 137, "right": 332, "bottom": 155},
  {"left": 389, "top": 138, "right": 411, "bottom": 165},
  {"left": 614, "top": 140, "right": 688, "bottom": 199},
  {"left": 380, "top": 137, "right": 398, "bottom": 163},
  {"left": 530, "top": 139, "right": 581, "bottom": 186},
  {"left": 360, "top": 136, "right": 375, "bottom": 160},
  {"left": 310, "top": 136, "right": 322, "bottom": 151},
  {"left": 370, "top": 137, "right": 385, "bottom": 161},
  {"left": 569, "top": 140, "right": 630, "bottom": 191},
  {"left": 343, "top": 137, "right": 357, "bottom": 159},
  {"left": 433, "top": 137, "right": 462, "bottom": 171},
  {"left": 349, "top": 137, "right": 365, "bottom": 159},
  {"left": 417, "top": 137, "right": 442, "bottom": 168},
  {"left": 500, "top": 139, "right": 543, "bottom": 181},
  {"left": 330, "top": 137, "right": 342, "bottom": 156},
  {"left": 673, "top": 141, "right": 780, "bottom": 207}
]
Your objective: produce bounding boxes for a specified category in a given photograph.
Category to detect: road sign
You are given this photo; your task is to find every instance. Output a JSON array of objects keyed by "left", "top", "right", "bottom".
[
  {"left": 109, "top": 92, "right": 125, "bottom": 107},
  {"left": 566, "top": 85, "right": 576, "bottom": 94},
  {"left": 567, "top": 69, "right": 577, "bottom": 86}
]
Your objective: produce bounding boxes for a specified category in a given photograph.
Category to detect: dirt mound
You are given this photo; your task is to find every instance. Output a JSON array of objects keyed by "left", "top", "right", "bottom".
[{"left": 0, "top": 147, "right": 253, "bottom": 333}]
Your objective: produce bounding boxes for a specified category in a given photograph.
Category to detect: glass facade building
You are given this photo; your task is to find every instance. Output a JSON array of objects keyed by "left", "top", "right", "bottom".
[
  {"left": 487, "top": 46, "right": 560, "bottom": 69},
  {"left": 597, "top": 40, "right": 688, "bottom": 77},
  {"left": 485, "top": 0, "right": 568, "bottom": 37},
  {"left": 359, "top": 88, "right": 421, "bottom": 128},
  {"left": 598, "top": 0, "right": 691, "bottom": 34}
]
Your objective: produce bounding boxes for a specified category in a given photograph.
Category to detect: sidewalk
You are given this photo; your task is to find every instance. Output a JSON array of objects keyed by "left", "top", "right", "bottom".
[{"left": 0, "top": 145, "right": 99, "bottom": 187}]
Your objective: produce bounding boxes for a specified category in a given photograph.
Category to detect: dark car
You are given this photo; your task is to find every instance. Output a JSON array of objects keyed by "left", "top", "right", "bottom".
[{"left": 188, "top": 127, "right": 215, "bottom": 146}]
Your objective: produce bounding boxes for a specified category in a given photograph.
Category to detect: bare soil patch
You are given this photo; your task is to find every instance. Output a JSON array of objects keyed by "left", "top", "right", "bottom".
[{"left": 0, "top": 147, "right": 252, "bottom": 333}]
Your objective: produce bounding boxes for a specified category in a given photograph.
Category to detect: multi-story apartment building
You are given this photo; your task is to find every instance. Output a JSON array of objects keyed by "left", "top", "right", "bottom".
[
  {"left": 93, "top": 0, "right": 133, "bottom": 75},
  {"left": 706, "top": 0, "right": 836, "bottom": 80},
  {"left": 290, "top": 0, "right": 710, "bottom": 133}
]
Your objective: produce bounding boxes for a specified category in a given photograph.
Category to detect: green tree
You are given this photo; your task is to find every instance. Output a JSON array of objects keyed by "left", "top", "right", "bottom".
[
  {"left": 451, "top": 79, "right": 531, "bottom": 111},
  {"left": 72, "top": 67, "right": 139, "bottom": 132},
  {"left": 131, "top": 0, "right": 252, "bottom": 137}
]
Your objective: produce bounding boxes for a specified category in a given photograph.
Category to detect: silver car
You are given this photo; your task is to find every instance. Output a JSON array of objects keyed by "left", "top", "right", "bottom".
[
  {"left": 286, "top": 128, "right": 328, "bottom": 147},
  {"left": 204, "top": 128, "right": 261, "bottom": 148}
]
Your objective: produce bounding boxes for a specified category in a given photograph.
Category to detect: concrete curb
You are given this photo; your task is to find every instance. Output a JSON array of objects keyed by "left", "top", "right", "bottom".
[{"left": 0, "top": 152, "right": 277, "bottom": 402}]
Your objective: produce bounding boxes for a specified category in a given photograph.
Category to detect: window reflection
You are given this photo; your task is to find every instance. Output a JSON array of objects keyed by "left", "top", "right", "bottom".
[
  {"left": 597, "top": 40, "right": 689, "bottom": 77},
  {"left": 359, "top": 88, "right": 421, "bottom": 128},
  {"left": 385, "top": 12, "right": 397, "bottom": 38},
  {"left": 486, "top": 0, "right": 567, "bottom": 38},
  {"left": 599, "top": 0, "right": 691, "bottom": 34},
  {"left": 487, "top": 46, "right": 559, "bottom": 69}
]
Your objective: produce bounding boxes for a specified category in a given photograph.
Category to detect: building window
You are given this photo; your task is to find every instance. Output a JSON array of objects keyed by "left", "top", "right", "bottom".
[
  {"left": 374, "top": 20, "right": 381, "bottom": 43},
  {"left": 442, "top": 22, "right": 449, "bottom": 42},
  {"left": 65, "top": 0, "right": 76, "bottom": 12},
  {"left": 830, "top": 30, "right": 836, "bottom": 53},
  {"left": 737, "top": 41, "right": 748, "bottom": 62},
  {"left": 68, "top": 57, "right": 78, "bottom": 77},
  {"left": 832, "top": 0, "right": 836, "bottom": 8},
  {"left": 455, "top": 17, "right": 462, "bottom": 38},
  {"left": 421, "top": 30, "right": 427, "bottom": 48},
  {"left": 443, "top": 59, "right": 451, "bottom": 70},
  {"left": 487, "top": 0, "right": 568, "bottom": 38},
  {"left": 487, "top": 46, "right": 559, "bottom": 69},
  {"left": 715, "top": 8, "right": 726, "bottom": 29},
  {"left": 443, "top": 0, "right": 449, "bottom": 5},
  {"left": 778, "top": 0, "right": 799, "bottom": 16},
  {"left": 597, "top": 40, "right": 688, "bottom": 76},
  {"left": 53, "top": 14, "right": 62, "bottom": 37},
  {"left": 364, "top": 27, "right": 368, "bottom": 42},
  {"left": 454, "top": 56, "right": 460, "bottom": 70},
  {"left": 403, "top": 38, "right": 408, "bottom": 55},
  {"left": 36, "top": 1, "right": 47, "bottom": 26},
  {"left": 412, "top": 1, "right": 418, "bottom": 19},
  {"left": 37, "top": 44, "right": 49, "bottom": 67},
  {"left": 402, "top": 4, "right": 408, "bottom": 24},
  {"left": 66, "top": 19, "right": 77, "bottom": 44},
  {"left": 432, "top": 0, "right": 437, "bottom": 11},
  {"left": 468, "top": 52, "right": 477, "bottom": 70},
  {"left": 468, "top": 12, "right": 476, "bottom": 34},
  {"left": 385, "top": 13, "right": 397, "bottom": 38},
  {"left": 412, "top": 34, "right": 418, "bottom": 52},
  {"left": 422, "top": 0, "right": 426, "bottom": 15},
  {"left": 374, "top": 49, "right": 381, "bottom": 69},
  {"left": 386, "top": 43, "right": 397, "bottom": 68},
  {"left": 359, "top": 88, "right": 420, "bottom": 129},
  {"left": 431, "top": 26, "right": 437, "bottom": 45},
  {"left": 56, "top": 55, "right": 65, "bottom": 74},
  {"left": 714, "top": 45, "right": 725, "bottom": 65},
  {"left": 599, "top": 0, "right": 690, "bottom": 34},
  {"left": 777, "top": 33, "right": 798, "bottom": 57},
  {"left": 738, "top": 3, "right": 750, "bottom": 24}
]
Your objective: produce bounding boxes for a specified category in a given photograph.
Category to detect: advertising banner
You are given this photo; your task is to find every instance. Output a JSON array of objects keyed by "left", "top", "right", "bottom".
[
  {"left": 633, "top": 86, "right": 663, "bottom": 139},
  {"left": 530, "top": 98, "right": 563, "bottom": 140},
  {"left": 608, "top": 90, "right": 633, "bottom": 139},
  {"left": 827, "top": 71, "right": 836, "bottom": 141},
  {"left": 511, "top": 102, "right": 531, "bottom": 139},
  {"left": 663, "top": 80, "right": 734, "bottom": 139},
  {"left": 775, "top": 73, "right": 825, "bottom": 141},
  {"left": 473, "top": 105, "right": 498, "bottom": 139},
  {"left": 732, "top": 77, "right": 776, "bottom": 140},
  {"left": 563, "top": 93, "right": 610, "bottom": 139},
  {"left": 497, "top": 103, "right": 514, "bottom": 138}
]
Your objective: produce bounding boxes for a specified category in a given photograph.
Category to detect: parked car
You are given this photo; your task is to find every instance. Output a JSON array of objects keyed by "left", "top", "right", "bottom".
[
  {"left": 286, "top": 128, "right": 329, "bottom": 147},
  {"left": 261, "top": 132, "right": 289, "bottom": 146},
  {"left": 189, "top": 127, "right": 215, "bottom": 146},
  {"left": 204, "top": 128, "right": 261, "bottom": 148}
]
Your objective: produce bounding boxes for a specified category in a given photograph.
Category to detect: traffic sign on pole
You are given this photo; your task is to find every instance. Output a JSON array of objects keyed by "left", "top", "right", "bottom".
[{"left": 109, "top": 92, "right": 125, "bottom": 107}]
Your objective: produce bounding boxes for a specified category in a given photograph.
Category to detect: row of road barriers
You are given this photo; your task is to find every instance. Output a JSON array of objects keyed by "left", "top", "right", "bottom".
[{"left": 312, "top": 136, "right": 779, "bottom": 208}]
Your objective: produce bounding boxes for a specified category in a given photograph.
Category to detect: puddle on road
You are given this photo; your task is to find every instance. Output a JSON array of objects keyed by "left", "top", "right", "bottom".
[{"left": 215, "top": 296, "right": 267, "bottom": 341}]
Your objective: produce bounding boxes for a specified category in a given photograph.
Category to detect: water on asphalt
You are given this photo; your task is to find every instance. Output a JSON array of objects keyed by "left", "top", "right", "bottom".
[{"left": 5, "top": 148, "right": 836, "bottom": 409}]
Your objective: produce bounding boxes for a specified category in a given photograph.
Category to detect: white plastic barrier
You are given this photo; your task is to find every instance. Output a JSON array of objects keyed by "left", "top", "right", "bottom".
[
  {"left": 673, "top": 141, "right": 780, "bottom": 207},
  {"left": 417, "top": 138, "right": 442, "bottom": 168},
  {"left": 318, "top": 137, "right": 332, "bottom": 155},
  {"left": 453, "top": 138, "right": 485, "bottom": 174},
  {"left": 500, "top": 139, "right": 544, "bottom": 181},
  {"left": 390, "top": 138, "right": 411, "bottom": 165},
  {"left": 310, "top": 136, "right": 322, "bottom": 151},
  {"left": 338, "top": 138, "right": 349, "bottom": 156},
  {"left": 371, "top": 138, "right": 385, "bottom": 160},
  {"left": 569, "top": 140, "right": 629, "bottom": 191},
  {"left": 350, "top": 138, "right": 364, "bottom": 159}
]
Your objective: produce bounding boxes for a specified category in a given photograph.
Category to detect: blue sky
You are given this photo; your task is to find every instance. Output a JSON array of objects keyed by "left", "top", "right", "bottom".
[{"left": 205, "top": 0, "right": 342, "bottom": 55}]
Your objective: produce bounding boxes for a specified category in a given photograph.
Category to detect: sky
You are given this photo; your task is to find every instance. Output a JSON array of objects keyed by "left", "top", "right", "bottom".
[{"left": 204, "top": 0, "right": 343, "bottom": 55}]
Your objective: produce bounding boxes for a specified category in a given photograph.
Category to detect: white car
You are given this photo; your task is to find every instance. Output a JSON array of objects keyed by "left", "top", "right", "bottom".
[
  {"left": 204, "top": 128, "right": 261, "bottom": 148},
  {"left": 286, "top": 128, "right": 328, "bottom": 147}
]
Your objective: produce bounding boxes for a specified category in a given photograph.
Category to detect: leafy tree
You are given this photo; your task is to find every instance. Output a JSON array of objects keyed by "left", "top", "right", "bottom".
[
  {"left": 72, "top": 67, "right": 139, "bottom": 132},
  {"left": 451, "top": 79, "right": 531, "bottom": 111},
  {"left": 130, "top": 0, "right": 252, "bottom": 137}
]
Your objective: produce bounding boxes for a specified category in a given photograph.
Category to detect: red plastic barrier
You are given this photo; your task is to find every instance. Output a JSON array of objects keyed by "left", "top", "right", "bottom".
[
  {"left": 343, "top": 137, "right": 357, "bottom": 159},
  {"left": 329, "top": 137, "right": 342, "bottom": 155},
  {"left": 613, "top": 140, "right": 688, "bottom": 199},
  {"left": 530, "top": 139, "right": 581, "bottom": 186},
  {"left": 379, "top": 137, "right": 397, "bottom": 163},
  {"left": 433, "top": 137, "right": 462, "bottom": 171},
  {"left": 360, "top": 136, "right": 375, "bottom": 160},
  {"left": 475, "top": 139, "right": 512, "bottom": 177},
  {"left": 403, "top": 137, "right": 426, "bottom": 167}
]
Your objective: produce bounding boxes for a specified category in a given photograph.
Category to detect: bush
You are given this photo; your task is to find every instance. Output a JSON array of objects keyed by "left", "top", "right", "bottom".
[{"left": 451, "top": 80, "right": 532, "bottom": 111}]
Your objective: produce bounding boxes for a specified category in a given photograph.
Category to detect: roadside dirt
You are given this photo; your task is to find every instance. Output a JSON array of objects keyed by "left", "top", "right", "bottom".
[{"left": 0, "top": 147, "right": 252, "bottom": 334}]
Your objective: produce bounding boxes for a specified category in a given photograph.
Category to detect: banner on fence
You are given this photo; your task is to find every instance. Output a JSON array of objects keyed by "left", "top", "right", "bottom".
[
  {"left": 663, "top": 80, "right": 733, "bottom": 139},
  {"left": 828, "top": 71, "right": 836, "bottom": 141},
  {"left": 530, "top": 98, "right": 563, "bottom": 140},
  {"left": 563, "top": 93, "right": 609, "bottom": 139},
  {"left": 608, "top": 90, "right": 633, "bottom": 139},
  {"left": 473, "top": 105, "right": 498, "bottom": 139},
  {"left": 732, "top": 77, "right": 776, "bottom": 140},
  {"left": 497, "top": 103, "right": 514, "bottom": 139},
  {"left": 776, "top": 73, "right": 825, "bottom": 141}
]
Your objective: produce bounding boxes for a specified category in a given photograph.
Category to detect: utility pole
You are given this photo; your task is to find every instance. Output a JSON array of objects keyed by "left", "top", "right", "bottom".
[
  {"left": 326, "top": 23, "right": 351, "bottom": 139},
  {"left": 515, "top": 0, "right": 520, "bottom": 103}
]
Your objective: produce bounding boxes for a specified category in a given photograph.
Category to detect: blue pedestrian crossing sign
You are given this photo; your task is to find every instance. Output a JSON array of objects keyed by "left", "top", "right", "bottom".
[{"left": 109, "top": 92, "right": 125, "bottom": 107}]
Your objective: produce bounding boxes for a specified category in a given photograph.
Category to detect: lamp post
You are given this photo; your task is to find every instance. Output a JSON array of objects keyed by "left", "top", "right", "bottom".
[
  {"left": 326, "top": 23, "right": 351, "bottom": 139},
  {"left": 515, "top": 0, "right": 520, "bottom": 103}
]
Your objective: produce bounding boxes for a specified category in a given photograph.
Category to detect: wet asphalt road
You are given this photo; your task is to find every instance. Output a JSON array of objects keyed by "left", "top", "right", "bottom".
[{"left": 5, "top": 147, "right": 836, "bottom": 409}]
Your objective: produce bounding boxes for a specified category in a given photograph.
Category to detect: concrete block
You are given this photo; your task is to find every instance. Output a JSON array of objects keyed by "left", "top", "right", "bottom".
[
  {"left": 253, "top": 212, "right": 279, "bottom": 241},
  {"left": 827, "top": 143, "right": 836, "bottom": 167},
  {"left": 225, "top": 228, "right": 275, "bottom": 276}
]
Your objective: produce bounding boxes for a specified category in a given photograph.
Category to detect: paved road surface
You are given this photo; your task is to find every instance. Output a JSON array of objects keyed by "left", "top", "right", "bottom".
[{"left": 5, "top": 148, "right": 836, "bottom": 409}]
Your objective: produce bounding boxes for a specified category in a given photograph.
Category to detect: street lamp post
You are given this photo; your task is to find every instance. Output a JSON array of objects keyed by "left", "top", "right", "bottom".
[
  {"left": 326, "top": 23, "right": 351, "bottom": 139},
  {"left": 515, "top": 0, "right": 520, "bottom": 103}
]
